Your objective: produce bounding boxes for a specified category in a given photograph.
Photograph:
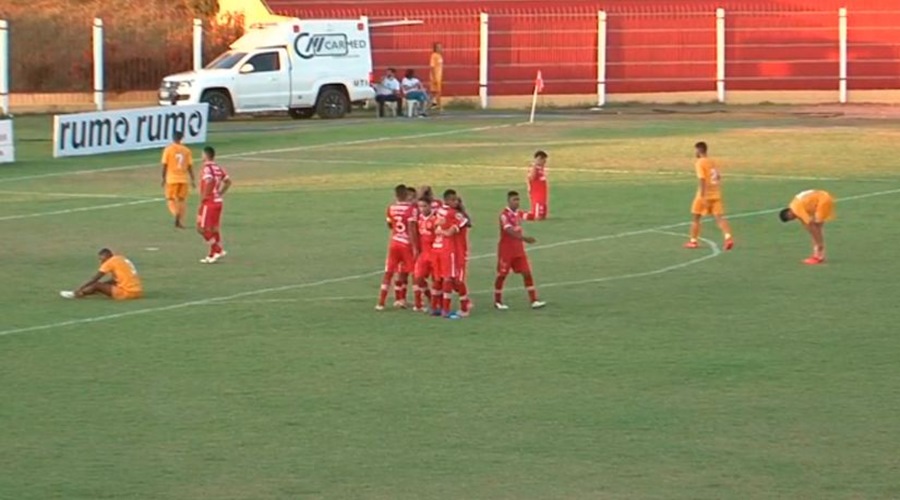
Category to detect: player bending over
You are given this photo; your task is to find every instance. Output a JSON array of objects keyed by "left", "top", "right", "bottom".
[
  {"left": 433, "top": 189, "right": 471, "bottom": 319},
  {"left": 779, "top": 189, "right": 836, "bottom": 265},
  {"left": 524, "top": 150, "right": 549, "bottom": 221},
  {"left": 161, "top": 132, "right": 196, "bottom": 229},
  {"left": 197, "top": 146, "right": 232, "bottom": 264},
  {"left": 377, "top": 184, "right": 419, "bottom": 311},
  {"left": 60, "top": 248, "right": 143, "bottom": 300},
  {"left": 684, "top": 141, "right": 735, "bottom": 251},
  {"left": 495, "top": 191, "right": 546, "bottom": 310}
]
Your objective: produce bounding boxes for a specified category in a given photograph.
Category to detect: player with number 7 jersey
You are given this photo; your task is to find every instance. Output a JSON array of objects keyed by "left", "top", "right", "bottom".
[
  {"left": 161, "top": 131, "right": 195, "bottom": 229},
  {"left": 377, "top": 185, "right": 419, "bottom": 311}
]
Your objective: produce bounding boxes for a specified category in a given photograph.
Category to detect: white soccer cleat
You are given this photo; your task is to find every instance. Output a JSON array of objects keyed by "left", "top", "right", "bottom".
[
  {"left": 412, "top": 307, "right": 425, "bottom": 313},
  {"left": 494, "top": 303, "right": 509, "bottom": 311},
  {"left": 393, "top": 300, "right": 407, "bottom": 309},
  {"left": 375, "top": 305, "right": 385, "bottom": 311},
  {"left": 531, "top": 301, "right": 547, "bottom": 310},
  {"left": 209, "top": 250, "right": 228, "bottom": 263},
  {"left": 59, "top": 291, "right": 76, "bottom": 299},
  {"left": 200, "top": 257, "right": 213, "bottom": 264}
]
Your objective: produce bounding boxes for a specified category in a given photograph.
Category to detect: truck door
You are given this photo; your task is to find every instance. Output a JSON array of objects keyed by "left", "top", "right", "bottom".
[{"left": 234, "top": 49, "right": 291, "bottom": 110}]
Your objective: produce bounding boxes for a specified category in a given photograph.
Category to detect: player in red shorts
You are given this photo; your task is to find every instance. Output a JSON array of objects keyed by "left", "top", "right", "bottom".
[
  {"left": 197, "top": 146, "right": 232, "bottom": 264},
  {"left": 495, "top": 190, "right": 546, "bottom": 310},
  {"left": 413, "top": 198, "right": 439, "bottom": 312},
  {"left": 455, "top": 196, "right": 473, "bottom": 307},
  {"left": 377, "top": 184, "right": 419, "bottom": 311},
  {"left": 433, "top": 189, "right": 471, "bottom": 319},
  {"left": 524, "top": 150, "right": 549, "bottom": 221}
]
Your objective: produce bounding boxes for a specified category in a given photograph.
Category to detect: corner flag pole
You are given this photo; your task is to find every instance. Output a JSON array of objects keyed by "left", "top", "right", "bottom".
[{"left": 529, "top": 70, "right": 544, "bottom": 124}]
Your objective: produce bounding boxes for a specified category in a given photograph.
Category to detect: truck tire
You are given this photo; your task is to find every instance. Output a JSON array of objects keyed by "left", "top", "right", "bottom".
[
  {"left": 316, "top": 87, "right": 349, "bottom": 119},
  {"left": 200, "top": 90, "right": 233, "bottom": 121},
  {"left": 288, "top": 108, "right": 315, "bottom": 120}
]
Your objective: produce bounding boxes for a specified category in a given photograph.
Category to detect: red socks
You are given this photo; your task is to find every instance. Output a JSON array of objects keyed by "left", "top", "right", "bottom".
[
  {"left": 494, "top": 275, "right": 507, "bottom": 304},
  {"left": 378, "top": 273, "right": 392, "bottom": 307},
  {"left": 524, "top": 274, "right": 538, "bottom": 302},
  {"left": 457, "top": 281, "right": 471, "bottom": 313}
]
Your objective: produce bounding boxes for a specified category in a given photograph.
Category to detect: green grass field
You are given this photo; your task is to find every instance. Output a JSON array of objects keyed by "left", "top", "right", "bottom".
[{"left": 1, "top": 110, "right": 899, "bottom": 499}]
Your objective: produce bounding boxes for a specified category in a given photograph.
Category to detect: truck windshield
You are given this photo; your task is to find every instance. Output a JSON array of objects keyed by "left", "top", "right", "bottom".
[{"left": 205, "top": 52, "right": 247, "bottom": 70}]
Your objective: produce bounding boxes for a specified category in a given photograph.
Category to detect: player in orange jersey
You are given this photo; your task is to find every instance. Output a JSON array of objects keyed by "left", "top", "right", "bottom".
[
  {"left": 197, "top": 146, "right": 232, "bottom": 264},
  {"left": 684, "top": 141, "right": 735, "bottom": 250},
  {"left": 414, "top": 198, "right": 439, "bottom": 312},
  {"left": 524, "top": 150, "right": 549, "bottom": 221},
  {"left": 161, "top": 132, "right": 195, "bottom": 229},
  {"left": 60, "top": 248, "right": 143, "bottom": 300},
  {"left": 494, "top": 191, "right": 546, "bottom": 310},
  {"left": 429, "top": 42, "right": 444, "bottom": 111},
  {"left": 779, "top": 189, "right": 836, "bottom": 265},
  {"left": 377, "top": 184, "right": 419, "bottom": 311},
  {"left": 433, "top": 189, "right": 471, "bottom": 319}
]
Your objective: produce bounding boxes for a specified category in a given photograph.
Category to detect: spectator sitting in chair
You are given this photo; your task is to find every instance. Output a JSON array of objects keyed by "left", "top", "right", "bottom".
[
  {"left": 401, "top": 69, "right": 429, "bottom": 117},
  {"left": 374, "top": 68, "right": 402, "bottom": 117}
]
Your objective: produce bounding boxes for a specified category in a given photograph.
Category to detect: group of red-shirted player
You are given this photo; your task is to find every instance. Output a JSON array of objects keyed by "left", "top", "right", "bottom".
[{"left": 378, "top": 151, "right": 550, "bottom": 319}]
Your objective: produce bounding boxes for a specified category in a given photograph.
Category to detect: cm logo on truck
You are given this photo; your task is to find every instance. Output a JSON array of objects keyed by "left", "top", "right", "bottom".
[{"left": 294, "top": 33, "right": 368, "bottom": 59}]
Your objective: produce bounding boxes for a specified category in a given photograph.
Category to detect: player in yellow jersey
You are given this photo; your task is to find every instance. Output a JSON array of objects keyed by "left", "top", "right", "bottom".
[
  {"left": 60, "top": 248, "right": 143, "bottom": 300},
  {"left": 779, "top": 189, "right": 836, "bottom": 265},
  {"left": 684, "top": 141, "right": 735, "bottom": 251},
  {"left": 430, "top": 42, "right": 444, "bottom": 112},
  {"left": 161, "top": 132, "right": 195, "bottom": 228}
]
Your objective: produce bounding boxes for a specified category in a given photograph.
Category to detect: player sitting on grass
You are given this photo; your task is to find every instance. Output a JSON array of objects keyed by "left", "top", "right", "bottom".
[
  {"left": 495, "top": 191, "right": 546, "bottom": 310},
  {"left": 779, "top": 189, "right": 836, "bottom": 265},
  {"left": 60, "top": 248, "right": 143, "bottom": 300}
]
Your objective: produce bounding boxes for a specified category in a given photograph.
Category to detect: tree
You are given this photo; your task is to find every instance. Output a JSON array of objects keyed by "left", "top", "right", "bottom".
[{"left": 189, "top": 0, "right": 219, "bottom": 18}]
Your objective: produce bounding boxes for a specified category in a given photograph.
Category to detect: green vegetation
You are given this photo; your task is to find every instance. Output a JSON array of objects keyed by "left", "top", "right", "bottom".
[{"left": 1, "top": 111, "right": 899, "bottom": 499}]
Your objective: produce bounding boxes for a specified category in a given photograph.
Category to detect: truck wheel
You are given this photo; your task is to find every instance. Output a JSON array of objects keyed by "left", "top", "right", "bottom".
[
  {"left": 288, "top": 108, "right": 315, "bottom": 120},
  {"left": 316, "top": 88, "right": 349, "bottom": 119},
  {"left": 200, "top": 90, "right": 233, "bottom": 121}
]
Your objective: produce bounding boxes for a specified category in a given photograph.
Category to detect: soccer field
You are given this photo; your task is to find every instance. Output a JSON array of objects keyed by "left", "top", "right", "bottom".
[{"left": 1, "top": 110, "right": 899, "bottom": 499}]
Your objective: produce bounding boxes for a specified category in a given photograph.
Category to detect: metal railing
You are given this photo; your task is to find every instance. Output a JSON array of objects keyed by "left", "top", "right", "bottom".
[{"left": 3, "top": 6, "right": 900, "bottom": 114}]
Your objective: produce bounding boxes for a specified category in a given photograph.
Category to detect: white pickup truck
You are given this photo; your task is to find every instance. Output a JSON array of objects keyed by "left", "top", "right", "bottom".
[{"left": 158, "top": 18, "right": 376, "bottom": 120}]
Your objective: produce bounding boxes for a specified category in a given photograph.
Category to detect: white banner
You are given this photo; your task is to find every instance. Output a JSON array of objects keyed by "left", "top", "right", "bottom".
[
  {"left": 0, "top": 119, "right": 14, "bottom": 164},
  {"left": 52, "top": 104, "right": 209, "bottom": 158}
]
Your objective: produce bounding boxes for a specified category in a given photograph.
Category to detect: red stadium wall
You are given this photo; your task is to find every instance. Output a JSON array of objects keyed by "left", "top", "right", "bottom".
[{"left": 266, "top": 0, "right": 900, "bottom": 97}]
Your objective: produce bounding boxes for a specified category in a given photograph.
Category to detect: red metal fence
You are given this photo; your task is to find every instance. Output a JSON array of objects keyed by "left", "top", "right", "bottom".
[{"left": 273, "top": 0, "right": 900, "bottom": 98}]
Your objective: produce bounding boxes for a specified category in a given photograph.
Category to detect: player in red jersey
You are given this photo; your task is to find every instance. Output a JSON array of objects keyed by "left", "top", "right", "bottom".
[
  {"left": 433, "top": 189, "right": 471, "bottom": 319},
  {"left": 377, "top": 184, "right": 419, "bottom": 311},
  {"left": 495, "top": 190, "right": 546, "bottom": 310},
  {"left": 413, "top": 198, "right": 439, "bottom": 312},
  {"left": 197, "top": 146, "right": 232, "bottom": 264},
  {"left": 524, "top": 150, "right": 549, "bottom": 221},
  {"left": 455, "top": 196, "right": 473, "bottom": 308},
  {"left": 419, "top": 185, "right": 443, "bottom": 212}
]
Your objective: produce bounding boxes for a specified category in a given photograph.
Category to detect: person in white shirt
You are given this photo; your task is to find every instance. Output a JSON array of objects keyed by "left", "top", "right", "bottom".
[
  {"left": 374, "top": 68, "right": 402, "bottom": 117},
  {"left": 401, "top": 69, "right": 429, "bottom": 117}
]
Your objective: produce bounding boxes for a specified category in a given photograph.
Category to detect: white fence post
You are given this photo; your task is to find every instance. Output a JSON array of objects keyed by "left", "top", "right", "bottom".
[
  {"left": 716, "top": 8, "right": 726, "bottom": 103},
  {"left": 478, "top": 12, "right": 489, "bottom": 109},
  {"left": 839, "top": 7, "right": 848, "bottom": 104},
  {"left": 193, "top": 19, "right": 203, "bottom": 71},
  {"left": 597, "top": 11, "right": 607, "bottom": 107},
  {"left": 93, "top": 18, "right": 104, "bottom": 111},
  {"left": 0, "top": 20, "right": 9, "bottom": 115}
]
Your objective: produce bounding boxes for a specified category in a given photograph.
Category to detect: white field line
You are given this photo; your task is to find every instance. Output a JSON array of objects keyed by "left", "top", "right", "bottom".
[
  {"left": 0, "top": 123, "right": 513, "bottom": 185},
  {"left": 2, "top": 186, "right": 897, "bottom": 337},
  {"left": 212, "top": 231, "right": 721, "bottom": 306},
  {"left": 0, "top": 190, "right": 153, "bottom": 200},
  {"left": 240, "top": 156, "right": 845, "bottom": 182},
  {"left": 0, "top": 198, "right": 162, "bottom": 222}
]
